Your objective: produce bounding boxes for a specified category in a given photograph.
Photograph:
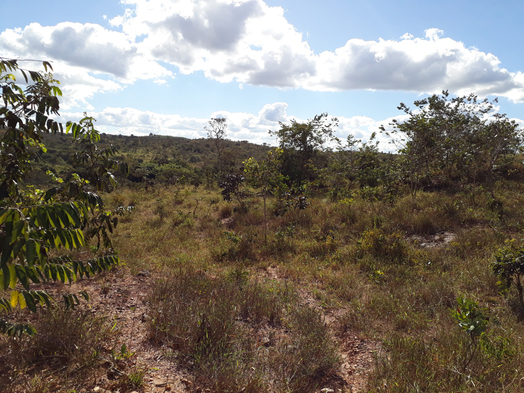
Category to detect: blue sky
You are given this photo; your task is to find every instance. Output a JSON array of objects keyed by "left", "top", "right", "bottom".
[{"left": 1, "top": 0, "right": 523, "bottom": 147}]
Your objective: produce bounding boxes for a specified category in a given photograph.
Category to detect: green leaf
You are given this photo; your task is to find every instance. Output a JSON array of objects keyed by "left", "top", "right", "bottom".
[
  {"left": 0, "top": 237, "right": 12, "bottom": 270},
  {"left": 63, "top": 203, "right": 81, "bottom": 228},
  {"left": 0, "top": 297, "right": 12, "bottom": 313},
  {"left": 26, "top": 266, "right": 41, "bottom": 284},
  {"left": 1, "top": 265, "right": 10, "bottom": 291},
  {"left": 8, "top": 265, "right": 16, "bottom": 289},
  {"left": 22, "top": 291, "right": 37, "bottom": 313},
  {"left": 34, "top": 291, "right": 52, "bottom": 308},
  {"left": 20, "top": 69, "right": 28, "bottom": 83},
  {"left": 15, "top": 265, "right": 29, "bottom": 289},
  {"left": 43, "top": 188, "right": 57, "bottom": 202},
  {"left": 56, "top": 205, "right": 71, "bottom": 227},
  {"left": 25, "top": 239, "right": 37, "bottom": 266},
  {"left": 36, "top": 206, "right": 49, "bottom": 228}
]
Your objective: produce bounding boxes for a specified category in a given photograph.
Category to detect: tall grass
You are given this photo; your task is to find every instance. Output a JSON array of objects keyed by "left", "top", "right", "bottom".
[{"left": 147, "top": 269, "right": 339, "bottom": 392}]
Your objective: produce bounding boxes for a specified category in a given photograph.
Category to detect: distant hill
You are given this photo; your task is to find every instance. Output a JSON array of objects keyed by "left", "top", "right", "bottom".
[{"left": 24, "top": 132, "right": 272, "bottom": 187}]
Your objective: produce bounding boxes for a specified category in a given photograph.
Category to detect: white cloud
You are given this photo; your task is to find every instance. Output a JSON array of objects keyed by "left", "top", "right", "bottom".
[
  {"left": 308, "top": 33, "right": 523, "bottom": 101},
  {"left": 0, "top": 22, "right": 173, "bottom": 108},
  {"left": 112, "top": 0, "right": 315, "bottom": 87},
  {"left": 258, "top": 102, "right": 288, "bottom": 123},
  {"left": 107, "top": 0, "right": 524, "bottom": 101},
  {"left": 2, "top": 0, "right": 524, "bottom": 106},
  {"left": 57, "top": 70, "right": 123, "bottom": 109},
  {"left": 425, "top": 28, "right": 444, "bottom": 41}
]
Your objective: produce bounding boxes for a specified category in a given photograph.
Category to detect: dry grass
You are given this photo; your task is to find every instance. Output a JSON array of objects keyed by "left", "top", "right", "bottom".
[
  {"left": 0, "top": 305, "right": 111, "bottom": 392},
  {"left": 147, "top": 269, "right": 339, "bottom": 392},
  {"left": 4, "top": 180, "right": 524, "bottom": 391}
]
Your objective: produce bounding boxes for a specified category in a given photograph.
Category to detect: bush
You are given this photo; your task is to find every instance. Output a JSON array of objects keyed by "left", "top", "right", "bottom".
[{"left": 358, "top": 228, "right": 407, "bottom": 263}]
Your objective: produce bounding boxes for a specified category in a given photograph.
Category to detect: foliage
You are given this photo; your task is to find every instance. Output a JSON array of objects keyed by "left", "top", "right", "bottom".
[
  {"left": 450, "top": 296, "right": 490, "bottom": 374},
  {"left": 272, "top": 187, "right": 310, "bottom": 217},
  {"left": 219, "top": 173, "right": 249, "bottom": 212},
  {"left": 21, "top": 130, "right": 269, "bottom": 190},
  {"left": 325, "top": 133, "right": 401, "bottom": 201},
  {"left": 0, "top": 58, "right": 124, "bottom": 336},
  {"left": 70, "top": 114, "right": 128, "bottom": 192},
  {"left": 244, "top": 148, "right": 287, "bottom": 242},
  {"left": 270, "top": 113, "right": 338, "bottom": 186},
  {"left": 492, "top": 240, "right": 524, "bottom": 305},
  {"left": 383, "top": 91, "right": 522, "bottom": 193},
  {"left": 451, "top": 296, "right": 489, "bottom": 339}
]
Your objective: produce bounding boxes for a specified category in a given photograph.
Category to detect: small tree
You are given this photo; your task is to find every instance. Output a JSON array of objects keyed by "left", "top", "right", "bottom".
[
  {"left": 219, "top": 173, "right": 248, "bottom": 212},
  {"left": 0, "top": 59, "right": 125, "bottom": 336},
  {"left": 269, "top": 113, "right": 338, "bottom": 186},
  {"left": 205, "top": 117, "right": 228, "bottom": 172},
  {"left": 382, "top": 91, "right": 521, "bottom": 193},
  {"left": 244, "top": 148, "right": 286, "bottom": 243},
  {"left": 492, "top": 241, "right": 524, "bottom": 306},
  {"left": 450, "top": 296, "right": 489, "bottom": 373}
]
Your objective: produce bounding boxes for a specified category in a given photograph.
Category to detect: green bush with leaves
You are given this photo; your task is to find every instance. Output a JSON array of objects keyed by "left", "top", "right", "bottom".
[
  {"left": 0, "top": 58, "right": 126, "bottom": 336},
  {"left": 492, "top": 240, "right": 524, "bottom": 305},
  {"left": 450, "top": 296, "right": 489, "bottom": 372},
  {"left": 244, "top": 148, "right": 286, "bottom": 243},
  {"left": 269, "top": 113, "right": 339, "bottom": 186},
  {"left": 382, "top": 91, "right": 522, "bottom": 193}
]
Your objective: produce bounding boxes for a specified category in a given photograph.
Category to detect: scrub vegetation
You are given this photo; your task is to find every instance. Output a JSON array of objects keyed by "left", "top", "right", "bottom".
[{"left": 3, "top": 60, "right": 524, "bottom": 392}]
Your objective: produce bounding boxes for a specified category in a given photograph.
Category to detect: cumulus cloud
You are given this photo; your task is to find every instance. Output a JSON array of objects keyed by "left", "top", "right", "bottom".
[
  {"left": 2, "top": 0, "right": 524, "bottom": 107},
  {"left": 111, "top": 0, "right": 315, "bottom": 87},
  {"left": 258, "top": 102, "right": 288, "bottom": 123},
  {"left": 0, "top": 21, "right": 172, "bottom": 108},
  {"left": 105, "top": 0, "right": 524, "bottom": 101},
  {"left": 0, "top": 22, "right": 171, "bottom": 81},
  {"left": 308, "top": 32, "right": 522, "bottom": 101}
]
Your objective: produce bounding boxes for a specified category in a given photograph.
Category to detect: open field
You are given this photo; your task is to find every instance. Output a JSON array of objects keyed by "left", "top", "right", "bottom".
[{"left": 3, "top": 179, "right": 524, "bottom": 392}]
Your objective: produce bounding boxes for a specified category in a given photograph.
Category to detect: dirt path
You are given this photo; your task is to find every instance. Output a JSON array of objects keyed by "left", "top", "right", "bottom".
[
  {"left": 20, "top": 265, "right": 378, "bottom": 393},
  {"left": 73, "top": 270, "right": 192, "bottom": 393},
  {"left": 265, "top": 266, "right": 378, "bottom": 393}
]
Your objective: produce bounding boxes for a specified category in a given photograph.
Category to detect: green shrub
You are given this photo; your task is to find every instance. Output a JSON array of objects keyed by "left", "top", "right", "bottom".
[
  {"left": 358, "top": 228, "right": 407, "bottom": 263},
  {"left": 492, "top": 240, "right": 524, "bottom": 305}
]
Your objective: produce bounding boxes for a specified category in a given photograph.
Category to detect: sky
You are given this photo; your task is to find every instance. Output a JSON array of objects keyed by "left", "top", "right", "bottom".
[{"left": 1, "top": 0, "right": 524, "bottom": 148}]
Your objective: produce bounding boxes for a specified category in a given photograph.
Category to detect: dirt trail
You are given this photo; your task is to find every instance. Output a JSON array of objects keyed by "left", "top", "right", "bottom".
[
  {"left": 265, "top": 266, "right": 378, "bottom": 393},
  {"left": 73, "top": 271, "right": 192, "bottom": 393},
  {"left": 17, "top": 265, "right": 378, "bottom": 393}
]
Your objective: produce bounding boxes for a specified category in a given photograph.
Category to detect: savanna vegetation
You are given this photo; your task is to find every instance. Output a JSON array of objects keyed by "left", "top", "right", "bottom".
[{"left": 3, "top": 59, "right": 524, "bottom": 393}]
